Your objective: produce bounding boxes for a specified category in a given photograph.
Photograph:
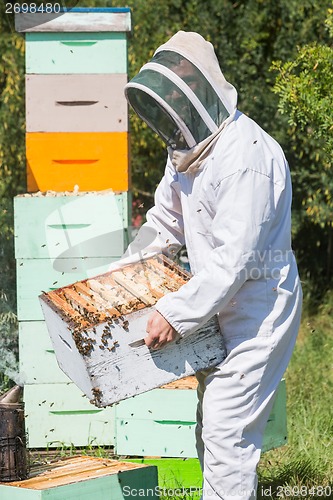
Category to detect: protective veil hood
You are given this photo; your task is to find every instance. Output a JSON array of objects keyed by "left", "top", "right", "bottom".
[{"left": 125, "top": 31, "right": 238, "bottom": 171}]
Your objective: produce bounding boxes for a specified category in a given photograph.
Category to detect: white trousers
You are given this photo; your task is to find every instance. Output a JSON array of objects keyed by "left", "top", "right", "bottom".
[{"left": 195, "top": 281, "right": 302, "bottom": 500}]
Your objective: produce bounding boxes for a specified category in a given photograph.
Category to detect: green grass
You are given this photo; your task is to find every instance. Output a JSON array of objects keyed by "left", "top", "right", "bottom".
[{"left": 257, "top": 291, "right": 333, "bottom": 499}]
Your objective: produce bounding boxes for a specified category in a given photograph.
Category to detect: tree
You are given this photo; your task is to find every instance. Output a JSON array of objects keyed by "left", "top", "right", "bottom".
[{"left": 272, "top": 7, "right": 333, "bottom": 286}]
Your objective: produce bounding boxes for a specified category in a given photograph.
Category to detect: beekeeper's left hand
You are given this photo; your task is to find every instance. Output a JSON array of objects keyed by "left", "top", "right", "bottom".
[{"left": 145, "top": 311, "right": 179, "bottom": 349}]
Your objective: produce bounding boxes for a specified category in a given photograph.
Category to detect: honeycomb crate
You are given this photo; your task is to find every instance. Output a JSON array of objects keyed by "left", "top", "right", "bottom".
[{"left": 39, "top": 255, "right": 226, "bottom": 407}]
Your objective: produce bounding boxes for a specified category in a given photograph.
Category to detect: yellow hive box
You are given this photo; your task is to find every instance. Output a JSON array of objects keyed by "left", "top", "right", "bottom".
[{"left": 26, "top": 132, "right": 130, "bottom": 192}]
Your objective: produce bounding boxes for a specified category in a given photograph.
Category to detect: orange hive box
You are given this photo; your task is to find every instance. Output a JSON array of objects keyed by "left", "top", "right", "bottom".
[{"left": 26, "top": 132, "right": 130, "bottom": 192}]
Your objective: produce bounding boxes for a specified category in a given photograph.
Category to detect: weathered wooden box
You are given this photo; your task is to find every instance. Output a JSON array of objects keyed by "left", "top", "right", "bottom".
[
  {"left": 0, "top": 456, "right": 158, "bottom": 500},
  {"left": 39, "top": 255, "right": 226, "bottom": 407}
]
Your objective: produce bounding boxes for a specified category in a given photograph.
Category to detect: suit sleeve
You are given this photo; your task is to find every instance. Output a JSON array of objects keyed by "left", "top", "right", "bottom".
[{"left": 155, "top": 167, "right": 277, "bottom": 336}]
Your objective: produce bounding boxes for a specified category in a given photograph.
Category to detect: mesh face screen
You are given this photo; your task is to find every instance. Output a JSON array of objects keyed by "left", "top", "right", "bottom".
[
  {"left": 126, "top": 86, "right": 188, "bottom": 149},
  {"left": 126, "top": 50, "right": 229, "bottom": 149},
  {"left": 152, "top": 51, "right": 229, "bottom": 128},
  {"left": 128, "top": 69, "right": 211, "bottom": 149}
]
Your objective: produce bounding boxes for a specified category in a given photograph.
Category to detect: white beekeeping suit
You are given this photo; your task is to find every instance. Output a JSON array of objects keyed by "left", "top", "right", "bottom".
[{"left": 119, "top": 31, "right": 302, "bottom": 500}]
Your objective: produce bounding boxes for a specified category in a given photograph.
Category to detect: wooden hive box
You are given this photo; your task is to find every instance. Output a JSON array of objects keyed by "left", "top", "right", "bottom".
[
  {"left": 0, "top": 456, "right": 158, "bottom": 500},
  {"left": 23, "top": 383, "right": 116, "bottom": 448},
  {"left": 26, "top": 132, "right": 130, "bottom": 193},
  {"left": 39, "top": 255, "right": 226, "bottom": 407},
  {"left": 115, "top": 377, "right": 287, "bottom": 458},
  {"left": 26, "top": 74, "right": 128, "bottom": 133},
  {"left": 14, "top": 192, "right": 130, "bottom": 260}
]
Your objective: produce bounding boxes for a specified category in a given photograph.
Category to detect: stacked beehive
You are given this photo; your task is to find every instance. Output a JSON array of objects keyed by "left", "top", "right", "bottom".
[{"left": 14, "top": 7, "right": 132, "bottom": 448}]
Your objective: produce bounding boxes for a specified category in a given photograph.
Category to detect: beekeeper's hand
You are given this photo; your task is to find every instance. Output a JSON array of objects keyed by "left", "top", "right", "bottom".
[{"left": 145, "top": 311, "right": 179, "bottom": 350}]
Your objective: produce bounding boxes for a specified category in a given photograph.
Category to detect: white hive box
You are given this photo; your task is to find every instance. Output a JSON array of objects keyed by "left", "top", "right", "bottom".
[{"left": 39, "top": 255, "right": 226, "bottom": 407}]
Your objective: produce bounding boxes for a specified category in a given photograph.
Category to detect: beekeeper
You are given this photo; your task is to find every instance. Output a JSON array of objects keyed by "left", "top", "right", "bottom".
[{"left": 117, "top": 31, "right": 303, "bottom": 500}]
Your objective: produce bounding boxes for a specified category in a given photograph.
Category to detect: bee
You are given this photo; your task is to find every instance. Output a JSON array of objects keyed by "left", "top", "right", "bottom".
[{"left": 108, "top": 340, "right": 119, "bottom": 352}]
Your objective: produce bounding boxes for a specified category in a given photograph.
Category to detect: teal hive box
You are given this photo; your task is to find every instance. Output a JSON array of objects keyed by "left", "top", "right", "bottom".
[
  {"left": 0, "top": 456, "right": 158, "bottom": 500},
  {"left": 16, "top": 257, "right": 116, "bottom": 321},
  {"left": 115, "top": 378, "right": 287, "bottom": 457},
  {"left": 23, "top": 383, "right": 116, "bottom": 449},
  {"left": 25, "top": 32, "right": 128, "bottom": 74},
  {"left": 16, "top": 7, "right": 132, "bottom": 75}
]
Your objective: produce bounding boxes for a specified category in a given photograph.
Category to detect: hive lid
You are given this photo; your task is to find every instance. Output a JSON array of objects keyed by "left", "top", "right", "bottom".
[{"left": 15, "top": 7, "right": 132, "bottom": 33}]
